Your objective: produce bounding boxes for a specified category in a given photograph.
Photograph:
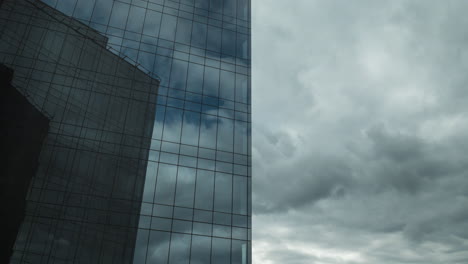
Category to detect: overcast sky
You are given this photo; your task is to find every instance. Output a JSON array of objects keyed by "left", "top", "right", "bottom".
[{"left": 251, "top": 1, "right": 468, "bottom": 263}]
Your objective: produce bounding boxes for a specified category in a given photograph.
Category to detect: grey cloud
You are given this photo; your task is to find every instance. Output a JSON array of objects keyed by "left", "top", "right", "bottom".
[
  {"left": 253, "top": 0, "right": 468, "bottom": 263},
  {"left": 366, "top": 124, "right": 424, "bottom": 163},
  {"left": 266, "top": 251, "right": 317, "bottom": 264},
  {"left": 364, "top": 124, "right": 465, "bottom": 194},
  {"left": 255, "top": 152, "right": 353, "bottom": 213}
]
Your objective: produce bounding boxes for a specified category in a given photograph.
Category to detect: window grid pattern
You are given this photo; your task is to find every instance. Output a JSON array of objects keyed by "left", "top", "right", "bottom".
[
  {"left": 1, "top": 0, "right": 158, "bottom": 263},
  {"left": 1, "top": 0, "right": 251, "bottom": 262}
]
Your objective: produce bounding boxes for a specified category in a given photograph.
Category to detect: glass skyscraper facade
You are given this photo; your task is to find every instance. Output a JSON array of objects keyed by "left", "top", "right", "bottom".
[{"left": 1, "top": 0, "right": 251, "bottom": 262}]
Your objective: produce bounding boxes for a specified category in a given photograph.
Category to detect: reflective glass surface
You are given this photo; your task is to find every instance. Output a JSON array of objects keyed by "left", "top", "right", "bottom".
[{"left": 1, "top": 0, "right": 251, "bottom": 262}]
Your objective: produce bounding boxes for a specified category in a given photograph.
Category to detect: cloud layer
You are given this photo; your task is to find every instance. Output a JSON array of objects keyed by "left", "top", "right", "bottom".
[{"left": 252, "top": 1, "right": 468, "bottom": 263}]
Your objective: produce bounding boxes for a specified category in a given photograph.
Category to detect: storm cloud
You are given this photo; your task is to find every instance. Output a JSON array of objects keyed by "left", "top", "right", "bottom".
[{"left": 252, "top": 1, "right": 468, "bottom": 263}]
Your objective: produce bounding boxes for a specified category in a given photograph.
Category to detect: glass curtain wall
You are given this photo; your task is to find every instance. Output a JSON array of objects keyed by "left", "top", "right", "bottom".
[
  {"left": 1, "top": 0, "right": 159, "bottom": 263},
  {"left": 3, "top": 0, "right": 251, "bottom": 263}
]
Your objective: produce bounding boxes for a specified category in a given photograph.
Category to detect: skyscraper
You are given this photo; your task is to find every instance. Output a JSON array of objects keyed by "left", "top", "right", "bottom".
[{"left": 1, "top": 0, "right": 251, "bottom": 262}]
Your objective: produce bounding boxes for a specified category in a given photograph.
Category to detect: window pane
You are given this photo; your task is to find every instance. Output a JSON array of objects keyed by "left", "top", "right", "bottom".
[
  {"left": 191, "top": 22, "right": 207, "bottom": 49},
  {"left": 237, "top": 33, "right": 248, "bottom": 59},
  {"left": 143, "top": 10, "right": 162, "bottom": 37},
  {"left": 233, "top": 176, "right": 247, "bottom": 215},
  {"left": 186, "top": 63, "right": 204, "bottom": 94},
  {"left": 154, "top": 55, "right": 172, "bottom": 87},
  {"left": 234, "top": 120, "right": 247, "bottom": 154},
  {"left": 199, "top": 114, "right": 217, "bottom": 149},
  {"left": 109, "top": 2, "right": 129, "bottom": 29},
  {"left": 222, "top": 29, "right": 236, "bottom": 56},
  {"left": 203, "top": 67, "right": 219, "bottom": 97},
  {"left": 220, "top": 70, "right": 235, "bottom": 100},
  {"left": 137, "top": 51, "right": 155, "bottom": 71},
  {"left": 176, "top": 18, "right": 192, "bottom": 45},
  {"left": 175, "top": 167, "right": 196, "bottom": 207},
  {"left": 213, "top": 212, "right": 231, "bottom": 225},
  {"left": 181, "top": 111, "right": 201, "bottom": 146},
  {"left": 211, "top": 238, "right": 231, "bottom": 264},
  {"left": 214, "top": 172, "right": 232, "bottom": 213},
  {"left": 133, "top": 229, "right": 149, "bottom": 263},
  {"left": 235, "top": 74, "right": 248, "bottom": 103},
  {"left": 169, "top": 59, "right": 188, "bottom": 90},
  {"left": 126, "top": 6, "right": 145, "bottom": 33},
  {"left": 223, "top": 0, "right": 237, "bottom": 17},
  {"left": 237, "top": 0, "right": 248, "bottom": 20},
  {"left": 195, "top": 0, "right": 209, "bottom": 9},
  {"left": 147, "top": 231, "right": 170, "bottom": 263},
  {"left": 232, "top": 240, "right": 247, "bottom": 264},
  {"left": 74, "top": 0, "right": 95, "bottom": 21},
  {"left": 142, "top": 161, "right": 158, "bottom": 202},
  {"left": 56, "top": 0, "right": 76, "bottom": 16},
  {"left": 91, "top": 0, "right": 113, "bottom": 24},
  {"left": 210, "top": 0, "right": 222, "bottom": 12},
  {"left": 162, "top": 107, "right": 183, "bottom": 142},
  {"left": 194, "top": 169, "right": 214, "bottom": 210},
  {"left": 154, "top": 164, "right": 177, "bottom": 205},
  {"left": 152, "top": 105, "right": 166, "bottom": 140},
  {"left": 193, "top": 222, "right": 212, "bottom": 236},
  {"left": 190, "top": 235, "right": 211, "bottom": 264},
  {"left": 160, "top": 14, "right": 177, "bottom": 41},
  {"left": 217, "top": 117, "right": 233, "bottom": 152},
  {"left": 207, "top": 26, "right": 222, "bottom": 53},
  {"left": 169, "top": 233, "right": 191, "bottom": 264},
  {"left": 213, "top": 224, "right": 231, "bottom": 238}
]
